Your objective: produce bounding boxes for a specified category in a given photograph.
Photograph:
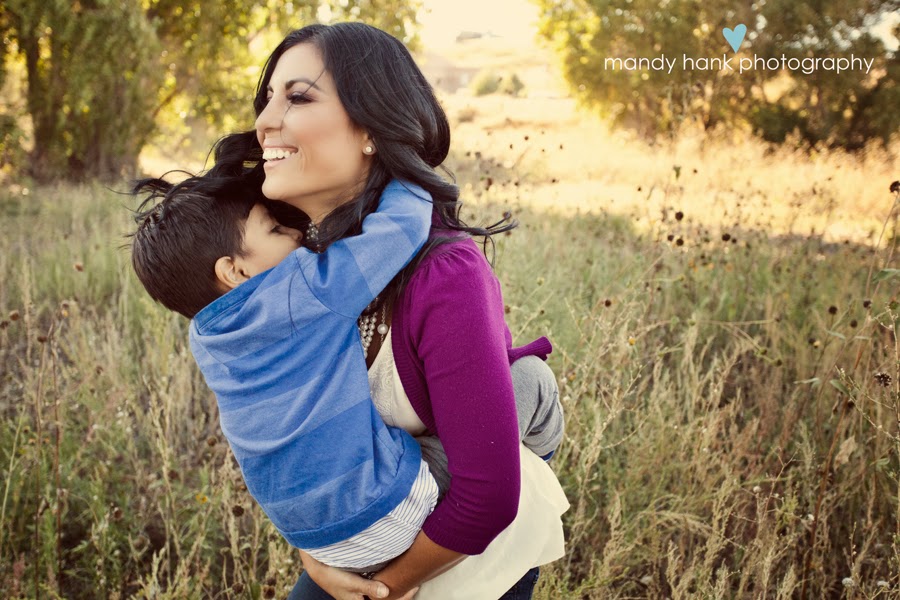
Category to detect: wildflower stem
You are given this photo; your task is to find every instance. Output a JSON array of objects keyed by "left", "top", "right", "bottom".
[
  {"left": 32, "top": 324, "right": 52, "bottom": 599},
  {"left": 0, "top": 411, "right": 27, "bottom": 567},
  {"left": 51, "top": 335, "right": 63, "bottom": 586},
  {"left": 800, "top": 398, "right": 849, "bottom": 600},
  {"left": 862, "top": 192, "right": 899, "bottom": 303}
]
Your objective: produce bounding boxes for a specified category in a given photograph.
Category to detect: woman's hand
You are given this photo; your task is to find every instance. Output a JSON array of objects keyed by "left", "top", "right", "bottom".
[{"left": 299, "top": 551, "right": 419, "bottom": 600}]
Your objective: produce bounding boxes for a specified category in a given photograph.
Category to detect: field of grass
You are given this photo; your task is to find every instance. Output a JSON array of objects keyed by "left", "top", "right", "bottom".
[{"left": 1, "top": 103, "right": 899, "bottom": 599}]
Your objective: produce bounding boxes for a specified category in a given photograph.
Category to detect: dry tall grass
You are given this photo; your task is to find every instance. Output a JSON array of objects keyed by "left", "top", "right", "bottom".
[{"left": 1, "top": 111, "right": 899, "bottom": 598}]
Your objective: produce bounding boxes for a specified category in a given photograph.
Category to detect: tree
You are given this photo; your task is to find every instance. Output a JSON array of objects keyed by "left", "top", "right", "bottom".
[
  {"left": 535, "top": 0, "right": 899, "bottom": 149},
  {"left": 0, "top": 0, "right": 421, "bottom": 182},
  {"left": 745, "top": 0, "right": 899, "bottom": 149}
]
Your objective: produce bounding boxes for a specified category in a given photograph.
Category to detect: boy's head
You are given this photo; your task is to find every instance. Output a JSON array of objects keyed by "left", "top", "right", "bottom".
[{"left": 130, "top": 173, "right": 303, "bottom": 319}]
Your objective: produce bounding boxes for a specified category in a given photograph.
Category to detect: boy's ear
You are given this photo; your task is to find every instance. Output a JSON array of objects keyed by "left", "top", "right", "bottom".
[{"left": 214, "top": 256, "right": 244, "bottom": 291}]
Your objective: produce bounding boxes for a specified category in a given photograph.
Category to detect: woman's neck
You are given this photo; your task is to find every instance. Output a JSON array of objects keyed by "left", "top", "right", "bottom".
[
  {"left": 287, "top": 179, "right": 370, "bottom": 224},
  {"left": 307, "top": 206, "right": 334, "bottom": 225}
]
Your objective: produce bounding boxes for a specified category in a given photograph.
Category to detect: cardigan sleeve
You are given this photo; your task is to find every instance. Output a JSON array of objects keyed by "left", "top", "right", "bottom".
[{"left": 402, "top": 241, "right": 522, "bottom": 554}]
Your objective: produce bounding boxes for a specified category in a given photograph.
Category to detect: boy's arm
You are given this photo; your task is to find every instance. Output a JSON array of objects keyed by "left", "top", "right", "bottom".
[{"left": 294, "top": 180, "right": 432, "bottom": 318}]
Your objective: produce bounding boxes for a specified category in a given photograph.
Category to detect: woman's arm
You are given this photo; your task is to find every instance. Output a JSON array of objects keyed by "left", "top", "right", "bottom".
[
  {"left": 301, "top": 531, "right": 463, "bottom": 599},
  {"left": 298, "top": 551, "right": 422, "bottom": 600},
  {"left": 372, "top": 531, "right": 465, "bottom": 599},
  {"left": 376, "top": 241, "right": 523, "bottom": 593},
  {"left": 400, "top": 241, "right": 523, "bottom": 551}
]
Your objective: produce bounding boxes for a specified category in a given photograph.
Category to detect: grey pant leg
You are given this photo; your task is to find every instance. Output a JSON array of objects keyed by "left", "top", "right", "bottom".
[
  {"left": 511, "top": 355, "right": 564, "bottom": 457},
  {"left": 417, "top": 355, "right": 564, "bottom": 498},
  {"left": 417, "top": 435, "right": 451, "bottom": 499}
]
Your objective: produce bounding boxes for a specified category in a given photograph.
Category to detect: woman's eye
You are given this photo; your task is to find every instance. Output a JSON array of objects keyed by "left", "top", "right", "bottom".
[
  {"left": 271, "top": 226, "right": 283, "bottom": 234},
  {"left": 288, "top": 93, "right": 311, "bottom": 105}
]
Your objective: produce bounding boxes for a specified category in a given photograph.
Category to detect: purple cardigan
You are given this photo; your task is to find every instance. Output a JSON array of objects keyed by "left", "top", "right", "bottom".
[{"left": 391, "top": 236, "right": 552, "bottom": 555}]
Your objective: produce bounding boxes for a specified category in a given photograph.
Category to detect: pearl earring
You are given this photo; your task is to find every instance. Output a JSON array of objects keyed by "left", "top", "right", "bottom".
[{"left": 363, "top": 145, "right": 374, "bottom": 155}]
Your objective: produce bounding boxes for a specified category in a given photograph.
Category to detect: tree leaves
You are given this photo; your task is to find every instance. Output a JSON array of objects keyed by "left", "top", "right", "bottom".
[
  {"left": 2, "top": 0, "right": 421, "bottom": 181},
  {"left": 534, "top": 0, "right": 900, "bottom": 149}
]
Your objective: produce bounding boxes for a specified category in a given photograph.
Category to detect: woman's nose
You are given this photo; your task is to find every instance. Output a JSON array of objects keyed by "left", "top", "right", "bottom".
[{"left": 255, "top": 98, "right": 279, "bottom": 134}]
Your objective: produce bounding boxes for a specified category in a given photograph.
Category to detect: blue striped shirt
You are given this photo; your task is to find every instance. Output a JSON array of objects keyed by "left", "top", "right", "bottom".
[
  {"left": 307, "top": 459, "right": 439, "bottom": 568},
  {"left": 189, "top": 180, "right": 433, "bottom": 549}
]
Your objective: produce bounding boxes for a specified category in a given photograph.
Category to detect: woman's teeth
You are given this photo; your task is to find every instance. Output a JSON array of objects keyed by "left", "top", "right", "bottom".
[{"left": 263, "top": 149, "right": 297, "bottom": 160}]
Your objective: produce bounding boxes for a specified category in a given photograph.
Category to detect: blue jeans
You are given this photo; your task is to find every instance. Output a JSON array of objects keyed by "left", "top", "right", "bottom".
[{"left": 286, "top": 566, "right": 540, "bottom": 599}]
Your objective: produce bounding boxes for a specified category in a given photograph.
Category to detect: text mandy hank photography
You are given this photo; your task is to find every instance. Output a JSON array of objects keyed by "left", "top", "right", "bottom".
[{"left": 604, "top": 54, "right": 875, "bottom": 75}]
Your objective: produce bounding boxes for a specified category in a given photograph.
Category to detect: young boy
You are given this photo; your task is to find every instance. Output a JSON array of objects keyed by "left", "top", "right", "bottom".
[{"left": 129, "top": 173, "right": 563, "bottom": 571}]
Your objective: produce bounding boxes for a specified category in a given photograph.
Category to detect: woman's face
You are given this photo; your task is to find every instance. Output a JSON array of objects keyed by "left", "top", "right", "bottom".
[{"left": 255, "top": 43, "right": 372, "bottom": 218}]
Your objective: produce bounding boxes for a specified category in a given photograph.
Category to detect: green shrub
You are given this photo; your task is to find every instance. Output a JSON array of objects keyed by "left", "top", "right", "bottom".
[
  {"left": 499, "top": 73, "right": 525, "bottom": 97},
  {"left": 470, "top": 69, "right": 501, "bottom": 96}
]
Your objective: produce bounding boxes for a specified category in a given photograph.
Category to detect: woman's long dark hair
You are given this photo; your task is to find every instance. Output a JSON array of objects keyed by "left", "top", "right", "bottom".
[{"left": 209, "top": 22, "right": 516, "bottom": 306}]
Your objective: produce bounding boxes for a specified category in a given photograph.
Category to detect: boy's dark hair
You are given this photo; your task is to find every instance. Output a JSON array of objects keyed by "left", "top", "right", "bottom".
[{"left": 129, "top": 172, "right": 269, "bottom": 319}]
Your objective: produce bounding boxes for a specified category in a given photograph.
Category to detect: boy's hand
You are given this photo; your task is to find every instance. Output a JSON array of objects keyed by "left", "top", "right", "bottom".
[{"left": 298, "top": 550, "right": 419, "bottom": 600}]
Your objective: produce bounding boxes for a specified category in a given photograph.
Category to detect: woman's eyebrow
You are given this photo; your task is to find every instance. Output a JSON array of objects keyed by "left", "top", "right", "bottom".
[
  {"left": 264, "top": 77, "right": 322, "bottom": 93},
  {"left": 265, "top": 69, "right": 326, "bottom": 94},
  {"left": 284, "top": 77, "right": 321, "bottom": 91}
]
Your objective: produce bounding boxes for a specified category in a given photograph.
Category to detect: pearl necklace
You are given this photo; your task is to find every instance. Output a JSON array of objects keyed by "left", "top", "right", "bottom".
[
  {"left": 306, "top": 222, "right": 319, "bottom": 247},
  {"left": 359, "top": 302, "right": 388, "bottom": 358}
]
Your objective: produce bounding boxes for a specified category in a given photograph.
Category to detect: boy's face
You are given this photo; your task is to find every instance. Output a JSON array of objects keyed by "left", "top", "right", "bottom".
[{"left": 240, "top": 203, "right": 303, "bottom": 277}]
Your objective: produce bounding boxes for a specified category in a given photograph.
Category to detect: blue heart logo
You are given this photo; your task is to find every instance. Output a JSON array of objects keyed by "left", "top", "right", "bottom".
[{"left": 722, "top": 24, "right": 747, "bottom": 53}]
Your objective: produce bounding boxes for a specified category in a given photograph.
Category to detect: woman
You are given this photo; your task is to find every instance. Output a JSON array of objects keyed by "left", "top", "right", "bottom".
[{"left": 211, "top": 22, "right": 567, "bottom": 599}]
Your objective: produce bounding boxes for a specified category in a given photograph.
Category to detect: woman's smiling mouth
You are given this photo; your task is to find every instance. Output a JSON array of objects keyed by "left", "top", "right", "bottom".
[{"left": 262, "top": 148, "right": 297, "bottom": 161}]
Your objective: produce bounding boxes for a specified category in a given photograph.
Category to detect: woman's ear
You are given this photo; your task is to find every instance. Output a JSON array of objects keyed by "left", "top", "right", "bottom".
[
  {"left": 214, "top": 256, "right": 244, "bottom": 291},
  {"left": 362, "top": 132, "right": 376, "bottom": 156}
]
